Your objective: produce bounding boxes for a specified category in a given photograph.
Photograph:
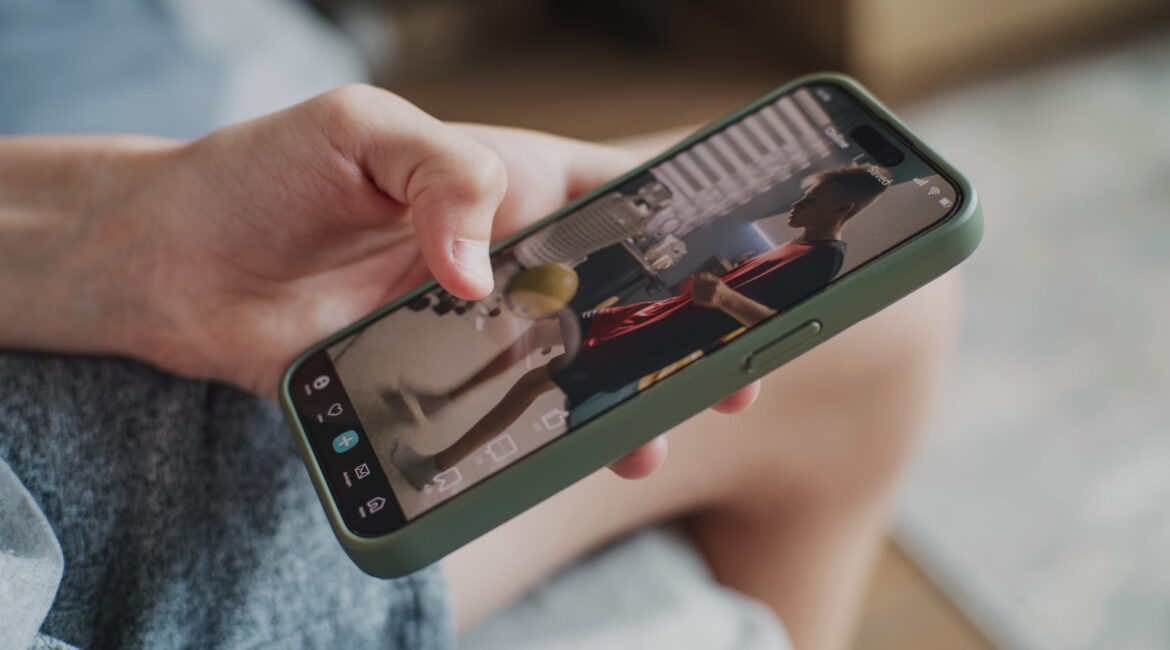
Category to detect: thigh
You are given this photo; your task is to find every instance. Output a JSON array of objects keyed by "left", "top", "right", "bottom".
[{"left": 445, "top": 272, "right": 961, "bottom": 632}]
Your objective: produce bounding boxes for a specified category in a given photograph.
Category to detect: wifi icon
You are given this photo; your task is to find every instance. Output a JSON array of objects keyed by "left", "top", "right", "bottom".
[{"left": 928, "top": 186, "right": 941, "bottom": 196}]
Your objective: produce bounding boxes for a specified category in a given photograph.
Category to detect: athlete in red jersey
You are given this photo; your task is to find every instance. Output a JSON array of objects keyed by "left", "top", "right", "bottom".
[
  {"left": 390, "top": 164, "right": 889, "bottom": 489},
  {"left": 571, "top": 238, "right": 845, "bottom": 386}
]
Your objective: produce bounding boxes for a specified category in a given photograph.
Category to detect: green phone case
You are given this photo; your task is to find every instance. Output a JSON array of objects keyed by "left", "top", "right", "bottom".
[{"left": 279, "top": 73, "right": 983, "bottom": 578}]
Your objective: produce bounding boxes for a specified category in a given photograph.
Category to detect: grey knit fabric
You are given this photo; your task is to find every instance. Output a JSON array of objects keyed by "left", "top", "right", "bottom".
[
  {"left": 0, "top": 353, "right": 453, "bottom": 649},
  {"left": 0, "top": 456, "right": 65, "bottom": 649}
]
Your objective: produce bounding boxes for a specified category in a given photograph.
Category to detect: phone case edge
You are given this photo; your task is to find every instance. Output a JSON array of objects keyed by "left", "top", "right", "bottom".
[{"left": 279, "top": 72, "right": 984, "bottom": 578}]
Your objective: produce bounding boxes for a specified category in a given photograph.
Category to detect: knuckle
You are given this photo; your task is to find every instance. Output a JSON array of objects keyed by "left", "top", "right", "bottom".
[
  {"left": 443, "top": 146, "right": 508, "bottom": 205},
  {"left": 312, "top": 83, "right": 403, "bottom": 134},
  {"left": 469, "top": 147, "right": 509, "bottom": 197},
  {"left": 323, "top": 82, "right": 380, "bottom": 109}
]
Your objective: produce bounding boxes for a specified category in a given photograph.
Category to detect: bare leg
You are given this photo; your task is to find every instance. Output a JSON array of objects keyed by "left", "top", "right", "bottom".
[
  {"left": 448, "top": 319, "right": 562, "bottom": 400},
  {"left": 445, "top": 272, "right": 961, "bottom": 650},
  {"left": 435, "top": 366, "right": 559, "bottom": 470}
]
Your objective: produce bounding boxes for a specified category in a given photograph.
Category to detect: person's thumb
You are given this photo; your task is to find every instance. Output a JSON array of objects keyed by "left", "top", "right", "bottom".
[{"left": 403, "top": 144, "right": 505, "bottom": 299}]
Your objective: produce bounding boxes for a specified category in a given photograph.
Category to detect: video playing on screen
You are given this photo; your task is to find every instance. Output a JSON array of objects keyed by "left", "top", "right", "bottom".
[{"left": 326, "top": 84, "right": 958, "bottom": 520}]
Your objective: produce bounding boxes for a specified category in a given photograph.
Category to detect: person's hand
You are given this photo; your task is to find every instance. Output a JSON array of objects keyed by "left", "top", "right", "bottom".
[
  {"left": 29, "top": 84, "right": 760, "bottom": 477},
  {"left": 691, "top": 272, "right": 730, "bottom": 310}
]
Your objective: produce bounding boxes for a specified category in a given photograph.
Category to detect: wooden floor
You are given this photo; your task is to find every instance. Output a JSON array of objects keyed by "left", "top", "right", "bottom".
[
  {"left": 389, "top": 32, "right": 997, "bottom": 650},
  {"left": 853, "top": 539, "right": 996, "bottom": 650}
]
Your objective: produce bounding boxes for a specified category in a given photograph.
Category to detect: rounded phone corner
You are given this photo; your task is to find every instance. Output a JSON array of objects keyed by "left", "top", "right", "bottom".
[{"left": 276, "top": 71, "right": 986, "bottom": 581}]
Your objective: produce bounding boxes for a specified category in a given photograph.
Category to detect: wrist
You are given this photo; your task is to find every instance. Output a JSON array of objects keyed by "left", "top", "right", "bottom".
[
  {"left": 712, "top": 285, "right": 734, "bottom": 311},
  {"left": 0, "top": 135, "right": 182, "bottom": 361}
]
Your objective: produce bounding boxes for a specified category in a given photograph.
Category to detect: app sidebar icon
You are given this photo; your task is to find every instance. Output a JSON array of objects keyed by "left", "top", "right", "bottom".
[
  {"left": 336, "top": 446, "right": 401, "bottom": 535},
  {"left": 332, "top": 430, "right": 360, "bottom": 453},
  {"left": 291, "top": 351, "right": 404, "bottom": 535}
]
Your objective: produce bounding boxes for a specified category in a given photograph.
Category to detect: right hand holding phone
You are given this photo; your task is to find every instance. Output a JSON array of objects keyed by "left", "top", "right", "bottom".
[{"left": 6, "top": 83, "right": 759, "bottom": 478}]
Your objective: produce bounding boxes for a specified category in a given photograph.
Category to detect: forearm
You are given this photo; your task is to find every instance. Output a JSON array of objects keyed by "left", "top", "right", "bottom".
[
  {"left": 717, "top": 291, "right": 777, "bottom": 328},
  {"left": 0, "top": 135, "right": 177, "bottom": 358}
]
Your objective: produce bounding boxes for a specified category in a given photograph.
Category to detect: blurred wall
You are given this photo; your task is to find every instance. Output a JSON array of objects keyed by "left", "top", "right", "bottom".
[{"left": 326, "top": 0, "right": 1170, "bottom": 101}]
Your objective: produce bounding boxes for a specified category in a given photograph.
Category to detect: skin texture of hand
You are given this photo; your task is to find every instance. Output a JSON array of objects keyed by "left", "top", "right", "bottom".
[{"left": 1, "top": 84, "right": 759, "bottom": 478}]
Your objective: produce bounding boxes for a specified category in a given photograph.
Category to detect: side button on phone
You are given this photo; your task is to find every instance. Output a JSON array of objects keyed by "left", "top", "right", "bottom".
[{"left": 745, "top": 320, "right": 822, "bottom": 371}]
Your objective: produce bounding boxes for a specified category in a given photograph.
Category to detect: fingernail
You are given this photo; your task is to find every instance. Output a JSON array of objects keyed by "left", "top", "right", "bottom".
[{"left": 452, "top": 238, "right": 493, "bottom": 285}]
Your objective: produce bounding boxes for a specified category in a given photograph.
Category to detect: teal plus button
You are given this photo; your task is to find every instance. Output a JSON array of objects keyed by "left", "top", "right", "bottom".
[{"left": 332, "top": 430, "right": 359, "bottom": 453}]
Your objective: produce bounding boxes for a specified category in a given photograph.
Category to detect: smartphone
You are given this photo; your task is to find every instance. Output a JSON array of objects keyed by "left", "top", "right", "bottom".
[{"left": 280, "top": 73, "right": 982, "bottom": 578}]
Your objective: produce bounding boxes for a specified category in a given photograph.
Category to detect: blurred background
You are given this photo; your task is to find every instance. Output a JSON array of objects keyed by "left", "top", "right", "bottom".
[{"left": 327, "top": 1, "right": 1170, "bottom": 648}]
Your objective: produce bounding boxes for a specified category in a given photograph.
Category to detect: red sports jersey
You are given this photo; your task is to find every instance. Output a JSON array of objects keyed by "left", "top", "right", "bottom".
[{"left": 582, "top": 239, "right": 844, "bottom": 356}]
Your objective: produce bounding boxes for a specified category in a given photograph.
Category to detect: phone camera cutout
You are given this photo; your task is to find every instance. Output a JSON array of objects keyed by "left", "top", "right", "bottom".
[{"left": 849, "top": 124, "right": 904, "bottom": 167}]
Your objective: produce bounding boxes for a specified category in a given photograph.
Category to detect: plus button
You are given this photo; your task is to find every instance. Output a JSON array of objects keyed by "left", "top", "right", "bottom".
[{"left": 332, "top": 430, "right": 359, "bottom": 454}]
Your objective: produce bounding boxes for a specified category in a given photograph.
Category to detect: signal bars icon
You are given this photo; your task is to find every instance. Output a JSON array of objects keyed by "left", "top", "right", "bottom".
[{"left": 912, "top": 176, "right": 952, "bottom": 208}]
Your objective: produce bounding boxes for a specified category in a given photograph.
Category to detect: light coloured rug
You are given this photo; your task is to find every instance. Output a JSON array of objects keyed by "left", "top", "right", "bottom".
[
  {"left": 461, "top": 527, "right": 791, "bottom": 650},
  {"left": 893, "top": 29, "right": 1170, "bottom": 650}
]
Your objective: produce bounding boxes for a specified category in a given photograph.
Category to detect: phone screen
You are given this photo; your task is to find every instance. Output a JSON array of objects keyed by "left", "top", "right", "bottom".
[{"left": 289, "top": 81, "right": 960, "bottom": 535}]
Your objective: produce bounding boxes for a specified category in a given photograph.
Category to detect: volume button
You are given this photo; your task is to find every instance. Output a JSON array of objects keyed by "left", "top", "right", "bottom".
[{"left": 744, "top": 320, "right": 822, "bottom": 371}]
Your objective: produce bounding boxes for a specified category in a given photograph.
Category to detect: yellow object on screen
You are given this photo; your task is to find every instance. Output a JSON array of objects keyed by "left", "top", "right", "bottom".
[{"left": 504, "top": 263, "right": 580, "bottom": 319}]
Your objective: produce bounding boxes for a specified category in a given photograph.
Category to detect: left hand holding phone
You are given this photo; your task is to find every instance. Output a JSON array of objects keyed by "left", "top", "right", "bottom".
[{"left": 0, "top": 83, "right": 759, "bottom": 478}]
